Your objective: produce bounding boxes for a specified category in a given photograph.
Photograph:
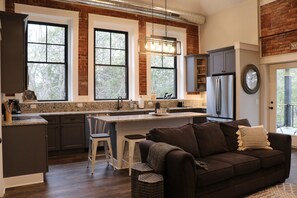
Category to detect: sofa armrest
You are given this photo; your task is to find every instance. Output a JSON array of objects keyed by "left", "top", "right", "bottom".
[
  {"left": 268, "top": 132, "right": 291, "bottom": 178},
  {"left": 165, "top": 150, "right": 196, "bottom": 198},
  {"left": 139, "top": 140, "right": 155, "bottom": 163}
]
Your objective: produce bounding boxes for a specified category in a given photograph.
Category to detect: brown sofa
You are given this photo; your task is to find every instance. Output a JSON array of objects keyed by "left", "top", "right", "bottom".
[{"left": 139, "top": 119, "right": 292, "bottom": 198}]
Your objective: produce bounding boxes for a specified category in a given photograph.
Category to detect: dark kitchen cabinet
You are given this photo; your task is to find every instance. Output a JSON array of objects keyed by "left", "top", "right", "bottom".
[
  {"left": 2, "top": 125, "right": 47, "bottom": 177},
  {"left": 186, "top": 54, "right": 208, "bottom": 93},
  {"left": 42, "top": 114, "right": 85, "bottom": 153},
  {"left": 208, "top": 47, "right": 235, "bottom": 76},
  {"left": 0, "top": 11, "right": 28, "bottom": 93},
  {"left": 43, "top": 116, "right": 60, "bottom": 151},
  {"left": 168, "top": 108, "right": 207, "bottom": 124}
]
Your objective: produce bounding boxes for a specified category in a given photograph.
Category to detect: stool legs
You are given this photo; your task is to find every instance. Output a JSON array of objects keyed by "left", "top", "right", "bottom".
[
  {"left": 91, "top": 140, "right": 98, "bottom": 174},
  {"left": 106, "top": 138, "right": 115, "bottom": 170},
  {"left": 128, "top": 141, "right": 136, "bottom": 176}
]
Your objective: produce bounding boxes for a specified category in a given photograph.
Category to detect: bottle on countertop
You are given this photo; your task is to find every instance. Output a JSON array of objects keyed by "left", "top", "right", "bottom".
[
  {"left": 138, "top": 96, "right": 144, "bottom": 109},
  {"left": 155, "top": 101, "right": 160, "bottom": 113},
  {"left": 129, "top": 99, "right": 134, "bottom": 110}
]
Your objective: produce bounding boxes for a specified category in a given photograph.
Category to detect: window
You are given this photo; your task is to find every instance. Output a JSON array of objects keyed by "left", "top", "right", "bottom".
[
  {"left": 26, "top": 22, "right": 68, "bottom": 101},
  {"left": 151, "top": 55, "right": 177, "bottom": 99},
  {"left": 94, "top": 29, "right": 128, "bottom": 100}
]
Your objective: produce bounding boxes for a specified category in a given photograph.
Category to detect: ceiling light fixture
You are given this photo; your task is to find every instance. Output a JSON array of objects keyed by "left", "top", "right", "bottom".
[{"left": 139, "top": 0, "right": 181, "bottom": 56}]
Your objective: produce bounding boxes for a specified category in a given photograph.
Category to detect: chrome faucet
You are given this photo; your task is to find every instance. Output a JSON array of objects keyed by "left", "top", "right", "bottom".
[{"left": 117, "top": 96, "right": 123, "bottom": 110}]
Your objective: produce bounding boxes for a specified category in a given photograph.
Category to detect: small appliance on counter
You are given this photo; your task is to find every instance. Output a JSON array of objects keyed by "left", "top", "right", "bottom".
[{"left": 8, "top": 99, "right": 22, "bottom": 114}]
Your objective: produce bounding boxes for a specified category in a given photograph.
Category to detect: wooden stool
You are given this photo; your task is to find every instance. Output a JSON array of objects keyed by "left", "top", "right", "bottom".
[
  {"left": 121, "top": 134, "right": 146, "bottom": 176},
  {"left": 87, "top": 115, "right": 115, "bottom": 174}
]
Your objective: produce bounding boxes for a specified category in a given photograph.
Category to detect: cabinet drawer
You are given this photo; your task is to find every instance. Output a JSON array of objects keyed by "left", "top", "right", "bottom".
[
  {"left": 61, "top": 115, "right": 84, "bottom": 124},
  {"left": 42, "top": 115, "right": 60, "bottom": 125}
]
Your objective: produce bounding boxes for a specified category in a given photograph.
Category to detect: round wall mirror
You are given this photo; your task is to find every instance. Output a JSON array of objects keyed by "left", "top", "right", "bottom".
[{"left": 241, "top": 64, "right": 261, "bottom": 94}]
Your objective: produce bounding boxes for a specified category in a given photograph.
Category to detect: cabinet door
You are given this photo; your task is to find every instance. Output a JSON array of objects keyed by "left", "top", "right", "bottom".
[
  {"left": 60, "top": 123, "right": 85, "bottom": 150},
  {"left": 3, "top": 125, "right": 47, "bottom": 177},
  {"left": 47, "top": 125, "right": 60, "bottom": 151},
  {"left": 0, "top": 12, "right": 27, "bottom": 93},
  {"left": 224, "top": 49, "right": 235, "bottom": 73},
  {"left": 186, "top": 56, "right": 197, "bottom": 92},
  {"left": 209, "top": 51, "right": 224, "bottom": 75}
]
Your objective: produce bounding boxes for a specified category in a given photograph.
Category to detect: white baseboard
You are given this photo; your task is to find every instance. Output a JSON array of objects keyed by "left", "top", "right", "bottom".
[{"left": 4, "top": 173, "right": 44, "bottom": 189}]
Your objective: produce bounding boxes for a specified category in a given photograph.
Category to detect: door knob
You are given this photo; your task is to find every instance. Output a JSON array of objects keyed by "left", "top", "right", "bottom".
[{"left": 269, "top": 107, "right": 273, "bottom": 110}]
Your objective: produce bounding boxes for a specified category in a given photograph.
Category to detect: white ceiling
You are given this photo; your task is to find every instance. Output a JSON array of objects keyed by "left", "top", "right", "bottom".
[{"left": 126, "top": 0, "right": 248, "bottom": 16}]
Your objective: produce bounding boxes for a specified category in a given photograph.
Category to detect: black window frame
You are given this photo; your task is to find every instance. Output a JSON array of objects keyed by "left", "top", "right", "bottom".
[
  {"left": 151, "top": 53, "right": 177, "bottom": 99},
  {"left": 26, "top": 21, "right": 68, "bottom": 101},
  {"left": 94, "top": 28, "right": 129, "bottom": 100}
]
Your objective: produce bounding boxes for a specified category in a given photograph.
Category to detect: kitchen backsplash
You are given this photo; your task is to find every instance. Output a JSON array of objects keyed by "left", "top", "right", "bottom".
[{"left": 19, "top": 99, "right": 205, "bottom": 113}]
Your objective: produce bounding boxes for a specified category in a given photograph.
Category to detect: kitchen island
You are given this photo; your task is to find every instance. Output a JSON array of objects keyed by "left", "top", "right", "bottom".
[
  {"left": 2, "top": 114, "right": 48, "bottom": 188},
  {"left": 93, "top": 112, "right": 207, "bottom": 169}
]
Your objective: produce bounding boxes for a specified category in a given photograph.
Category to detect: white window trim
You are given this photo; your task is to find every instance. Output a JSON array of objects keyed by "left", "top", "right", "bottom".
[
  {"left": 145, "top": 23, "right": 187, "bottom": 99},
  {"left": 15, "top": 3, "right": 79, "bottom": 101},
  {"left": 88, "top": 14, "right": 139, "bottom": 101}
]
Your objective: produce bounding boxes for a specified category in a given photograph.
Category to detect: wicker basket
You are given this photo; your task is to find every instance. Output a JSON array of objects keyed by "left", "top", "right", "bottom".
[
  {"left": 137, "top": 173, "right": 164, "bottom": 198},
  {"left": 131, "top": 163, "right": 154, "bottom": 198}
]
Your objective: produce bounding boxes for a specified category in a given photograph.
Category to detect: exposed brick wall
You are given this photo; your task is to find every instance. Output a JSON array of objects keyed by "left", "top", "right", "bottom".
[
  {"left": 260, "top": 0, "right": 297, "bottom": 57},
  {"left": 6, "top": 0, "right": 199, "bottom": 96}
]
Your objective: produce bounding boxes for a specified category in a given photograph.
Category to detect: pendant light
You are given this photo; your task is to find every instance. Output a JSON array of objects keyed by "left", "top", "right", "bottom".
[{"left": 139, "top": 0, "right": 181, "bottom": 56}]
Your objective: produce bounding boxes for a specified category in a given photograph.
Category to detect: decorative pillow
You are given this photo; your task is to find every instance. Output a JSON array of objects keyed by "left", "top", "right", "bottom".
[
  {"left": 149, "top": 123, "right": 200, "bottom": 157},
  {"left": 220, "top": 119, "right": 251, "bottom": 151},
  {"left": 193, "top": 122, "right": 228, "bottom": 157},
  {"left": 236, "top": 125, "right": 273, "bottom": 151}
]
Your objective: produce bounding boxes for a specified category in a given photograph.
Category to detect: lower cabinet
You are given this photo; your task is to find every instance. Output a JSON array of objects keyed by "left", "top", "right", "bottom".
[
  {"left": 2, "top": 125, "right": 48, "bottom": 177},
  {"left": 42, "top": 114, "right": 85, "bottom": 153},
  {"left": 168, "top": 108, "right": 207, "bottom": 124}
]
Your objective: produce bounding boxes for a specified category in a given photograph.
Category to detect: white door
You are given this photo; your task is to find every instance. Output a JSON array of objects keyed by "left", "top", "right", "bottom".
[{"left": 269, "top": 62, "right": 297, "bottom": 147}]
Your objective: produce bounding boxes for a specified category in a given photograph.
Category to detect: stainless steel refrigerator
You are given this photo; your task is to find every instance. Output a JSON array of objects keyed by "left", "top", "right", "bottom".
[{"left": 206, "top": 74, "right": 235, "bottom": 122}]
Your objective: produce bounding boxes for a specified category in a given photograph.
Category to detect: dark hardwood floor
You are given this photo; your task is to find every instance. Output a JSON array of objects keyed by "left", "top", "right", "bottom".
[{"left": 3, "top": 149, "right": 297, "bottom": 198}]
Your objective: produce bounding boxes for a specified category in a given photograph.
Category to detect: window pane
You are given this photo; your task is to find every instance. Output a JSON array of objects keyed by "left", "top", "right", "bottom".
[
  {"left": 111, "top": 33, "right": 125, "bottom": 49},
  {"left": 151, "top": 55, "right": 162, "bottom": 67},
  {"left": 95, "top": 48, "right": 110, "bottom": 65},
  {"left": 95, "top": 66, "right": 127, "bottom": 99},
  {"left": 151, "top": 68, "right": 175, "bottom": 98},
  {"left": 47, "top": 45, "right": 65, "bottom": 62},
  {"left": 27, "top": 63, "right": 66, "bottom": 100},
  {"left": 47, "top": 26, "right": 65, "bottom": 45},
  {"left": 27, "top": 43, "right": 46, "bottom": 62},
  {"left": 95, "top": 31, "right": 110, "bottom": 48},
  {"left": 111, "top": 50, "right": 125, "bottom": 65},
  {"left": 163, "top": 56, "right": 174, "bottom": 68},
  {"left": 27, "top": 24, "right": 46, "bottom": 43}
]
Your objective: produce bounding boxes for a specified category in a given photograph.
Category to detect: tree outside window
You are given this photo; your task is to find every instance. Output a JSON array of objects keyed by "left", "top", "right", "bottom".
[
  {"left": 94, "top": 29, "right": 128, "bottom": 100},
  {"left": 27, "top": 22, "right": 68, "bottom": 101},
  {"left": 151, "top": 55, "right": 177, "bottom": 99}
]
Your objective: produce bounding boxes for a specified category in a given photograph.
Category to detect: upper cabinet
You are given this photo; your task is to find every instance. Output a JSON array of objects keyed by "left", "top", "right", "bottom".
[
  {"left": 186, "top": 54, "right": 208, "bottom": 93},
  {"left": 0, "top": 11, "right": 28, "bottom": 93},
  {"left": 208, "top": 47, "right": 235, "bottom": 76}
]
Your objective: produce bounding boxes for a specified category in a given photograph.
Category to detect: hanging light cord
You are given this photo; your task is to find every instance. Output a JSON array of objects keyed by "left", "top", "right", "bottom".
[
  {"left": 151, "top": 0, "right": 154, "bottom": 35},
  {"left": 165, "top": 0, "right": 168, "bottom": 37}
]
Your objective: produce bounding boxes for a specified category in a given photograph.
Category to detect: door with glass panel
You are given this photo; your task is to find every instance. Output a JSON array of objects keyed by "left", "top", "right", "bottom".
[{"left": 269, "top": 63, "right": 297, "bottom": 140}]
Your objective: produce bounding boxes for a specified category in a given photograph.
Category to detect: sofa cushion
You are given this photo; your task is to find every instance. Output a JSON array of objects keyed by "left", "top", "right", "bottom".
[
  {"left": 237, "top": 149, "right": 285, "bottom": 169},
  {"left": 196, "top": 158, "right": 233, "bottom": 187},
  {"left": 149, "top": 123, "right": 200, "bottom": 157},
  {"left": 208, "top": 152, "right": 260, "bottom": 176},
  {"left": 220, "top": 119, "right": 251, "bottom": 151},
  {"left": 193, "top": 122, "right": 228, "bottom": 157},
  {"left": 237, "top": 125, "right": 272, "bottom": 151}
]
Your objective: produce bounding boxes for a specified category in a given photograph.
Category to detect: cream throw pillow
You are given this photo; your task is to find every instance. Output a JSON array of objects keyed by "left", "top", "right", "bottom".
[{"left": 236, "top": 125, "right": 272, "bottom": 151}]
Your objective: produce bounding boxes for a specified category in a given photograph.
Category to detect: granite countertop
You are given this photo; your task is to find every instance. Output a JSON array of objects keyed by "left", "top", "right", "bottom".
[
  {"left": 20, "top": 106, "right": 206, "bottom": 116},
  {"left": 93, "top": 112, "right": 208, "bottom": 123},
  {"left": 3, "top": 114, "right": 48, "bottom": 127}
]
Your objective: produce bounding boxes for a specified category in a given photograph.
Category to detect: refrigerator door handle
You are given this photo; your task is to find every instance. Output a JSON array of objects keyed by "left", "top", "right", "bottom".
[
  {"left": 215, "top": 78, "right": 221, "bottom": 116},
  {"left": 218, "top": 78, "right": 222, "bottom": 115}
]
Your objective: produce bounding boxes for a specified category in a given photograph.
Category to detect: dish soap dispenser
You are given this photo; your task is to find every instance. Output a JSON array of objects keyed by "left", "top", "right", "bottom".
[
  {"left": 138, "top": 96, "right": 144, "bottom": 109},
  {"left": 129, "top": 99, "right": 134, "bottom": 110}
]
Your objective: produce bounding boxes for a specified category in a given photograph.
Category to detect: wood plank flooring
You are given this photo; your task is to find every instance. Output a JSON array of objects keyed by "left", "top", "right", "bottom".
[{"left": 3, "top": 149, "right": 297, "bottom": 198}]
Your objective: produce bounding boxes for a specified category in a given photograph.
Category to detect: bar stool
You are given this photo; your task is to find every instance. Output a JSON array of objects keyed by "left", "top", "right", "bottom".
[
  {"left": 87, "top": 114, "right": 115, "bottom": 174},
  {"left": 121, "top": 134, "right": 146, "bottom": 176}
]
